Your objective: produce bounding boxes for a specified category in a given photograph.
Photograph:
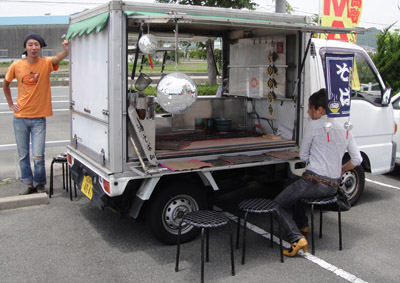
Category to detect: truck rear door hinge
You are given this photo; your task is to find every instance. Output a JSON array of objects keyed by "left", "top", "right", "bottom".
[
  {"left": 101, "top": 148, "right": 106, "bottom": 166},
  {"left": 102, "top": 109, "right": 109, "bottom": 116},
  {"left": 73, "top": 134, "right": 79, "bottom": 148}
]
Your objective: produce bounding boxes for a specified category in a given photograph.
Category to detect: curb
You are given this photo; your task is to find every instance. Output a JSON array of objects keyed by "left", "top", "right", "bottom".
[{"left": 0, "top": 193, "right": 49, "bottom": 210}]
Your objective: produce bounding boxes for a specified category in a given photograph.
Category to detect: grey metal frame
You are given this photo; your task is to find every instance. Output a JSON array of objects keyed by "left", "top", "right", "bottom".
[{"left": 108, "top": 5, "right": 126, "bottom": 173}]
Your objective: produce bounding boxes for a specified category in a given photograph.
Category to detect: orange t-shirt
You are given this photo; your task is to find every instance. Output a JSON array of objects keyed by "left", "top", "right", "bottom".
[{"left": 5, "top": 57, "right": 59, "bottom": 118}]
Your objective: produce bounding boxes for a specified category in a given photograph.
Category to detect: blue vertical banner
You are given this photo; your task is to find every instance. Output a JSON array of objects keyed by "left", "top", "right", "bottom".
[{"left": 324, "top": 53, "right": 354, "bottom": 117}]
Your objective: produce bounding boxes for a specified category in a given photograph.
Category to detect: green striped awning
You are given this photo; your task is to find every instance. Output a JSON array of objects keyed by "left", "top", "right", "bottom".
[{"left": 66, "top": 12, "right": 109, "bottom": 39}]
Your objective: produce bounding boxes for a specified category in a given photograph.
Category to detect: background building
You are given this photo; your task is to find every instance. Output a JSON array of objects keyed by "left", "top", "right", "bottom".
[{"left": 0, "top": 15, "right": 69, "bottom": 62}]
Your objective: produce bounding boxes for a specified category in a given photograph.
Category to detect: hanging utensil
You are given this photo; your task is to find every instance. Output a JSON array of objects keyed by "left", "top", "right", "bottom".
[{"left": 138, "top": 34, "right": 158, "bottom": 70}]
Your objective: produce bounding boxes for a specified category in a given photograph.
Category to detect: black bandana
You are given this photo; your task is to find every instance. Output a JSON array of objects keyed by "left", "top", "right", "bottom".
[
  {"left": 23, "top": 33, "right": 47, "bottom": 48},
  {"left": 21, "top": 33, "right": 47, "bottom": 57}
]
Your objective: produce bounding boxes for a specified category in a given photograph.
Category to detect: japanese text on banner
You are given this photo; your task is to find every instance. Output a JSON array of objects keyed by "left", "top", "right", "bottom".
[{"left": 325, "top": 53, "right": 354, "bottom": 117}]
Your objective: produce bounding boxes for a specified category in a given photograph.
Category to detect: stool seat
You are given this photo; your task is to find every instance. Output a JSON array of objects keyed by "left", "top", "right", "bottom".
[
  {"left": 236, "top": 198, "right": 284, "bottom": 264},
  {"left": 238, "top": 198, "right": 279, "bottom": 213},
  {"left": 175, "top": 210, "right": 235, "bottom": 283},
  {"left": 301, "top": 196, "right": 338, "bottom": 206},
  {"left": 182, "top": 210, "right": 229, "bottom": 228},
  {"left": 53, "top": 156, "right": 67, "bottom": 162},
  {"left": 300, "top": 196, "right": 342, "bottom": 255}
]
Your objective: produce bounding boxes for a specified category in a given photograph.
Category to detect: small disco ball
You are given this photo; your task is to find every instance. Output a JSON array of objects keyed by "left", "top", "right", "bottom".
[
  {"left": 138, "top": 34, "right": 158, "bottom": 55},
  {"left": 156, "top": 72, "right": 198, "bottom": 114}
]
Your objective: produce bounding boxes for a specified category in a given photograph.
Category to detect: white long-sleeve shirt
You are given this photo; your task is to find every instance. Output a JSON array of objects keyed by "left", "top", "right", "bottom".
[{"left": 300, "top": 115, "right": 362, "bottom": 179}]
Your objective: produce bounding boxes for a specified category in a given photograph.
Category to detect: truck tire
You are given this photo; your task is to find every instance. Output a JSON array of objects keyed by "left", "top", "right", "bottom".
[
  {"left": 340, "top": 165, "right": 365, "bottom": 206},
  {"left": 146, "top": 184, "right": 208, "bottom": 245}
]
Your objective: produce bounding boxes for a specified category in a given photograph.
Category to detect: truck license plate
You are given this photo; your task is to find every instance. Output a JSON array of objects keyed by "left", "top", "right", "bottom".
[{"left": 81, "top": 175, "right": 93, "bottom": 200}]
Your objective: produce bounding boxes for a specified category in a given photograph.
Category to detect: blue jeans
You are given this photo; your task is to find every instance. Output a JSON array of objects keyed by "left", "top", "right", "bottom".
[
  {"left": 13, "top": 117, "right": 46, "bottom": 187},
  {"left": 274, "top": 171, "right": 338, "bottom": 243}
]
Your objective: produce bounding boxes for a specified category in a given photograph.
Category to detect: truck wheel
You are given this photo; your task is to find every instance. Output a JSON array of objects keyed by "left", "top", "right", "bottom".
[
  {"left": 340, "top": 165, "right": 365, "bottom": 206},
  {"left": 146, "top": 184, "right": 208, "bottom": 245}
]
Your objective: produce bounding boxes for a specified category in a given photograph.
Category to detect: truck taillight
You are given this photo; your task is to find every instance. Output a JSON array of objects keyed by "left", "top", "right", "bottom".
[
  {"left": 102, "top": 178, "right": 110, "bottom": 194},
  {"left": 67, "top": 153, "right": 73, "bottom": 165},
  {"left": 395, "top": 123, "right": 398, "bottom": 134}
]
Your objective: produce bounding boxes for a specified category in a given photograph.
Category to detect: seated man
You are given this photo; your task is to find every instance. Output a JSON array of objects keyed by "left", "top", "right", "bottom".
[{"left": 274, "top": 88, "right": 362, "bottom": 256}]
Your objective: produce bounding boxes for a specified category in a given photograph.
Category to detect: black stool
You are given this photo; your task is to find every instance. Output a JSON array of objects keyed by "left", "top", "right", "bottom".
[
  {"left": 301, "top": 196, "right": 342, "bottom": 255},
  {"left": 175, "top": 210, "right": 235, "bottom": 283},
  {"left": 236, "top": 198, "right": 284, "bottom": 264},
  {"left": 50, "top": 154, "right": 71, "bottom": 200}
]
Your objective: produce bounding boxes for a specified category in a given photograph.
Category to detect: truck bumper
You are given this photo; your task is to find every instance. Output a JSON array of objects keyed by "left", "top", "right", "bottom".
[{"left": 70, "top": 159, "right": 108, "bottom": 210}]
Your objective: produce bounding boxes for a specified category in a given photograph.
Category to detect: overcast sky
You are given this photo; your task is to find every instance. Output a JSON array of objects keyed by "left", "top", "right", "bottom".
[{"left": 0, "top": 0, "right": 399, "bottom": 30}]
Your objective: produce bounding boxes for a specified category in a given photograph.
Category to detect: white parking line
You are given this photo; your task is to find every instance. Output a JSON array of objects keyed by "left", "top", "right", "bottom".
[
  {"left": 366, "top": 178, "right": 400, "bottom": 190},
  {"left": 215, "top": 207, "right": 367, "bottom": 283}
]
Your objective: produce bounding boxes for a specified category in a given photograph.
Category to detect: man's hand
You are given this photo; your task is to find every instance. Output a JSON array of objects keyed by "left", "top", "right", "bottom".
[
  {"left": 2, "top": 79, "right": 18, "bottom": 113},
  {"left": 52, "top": 39, "right": 69, "bottom": 66},
  {"left": 341, "top": 161, "right": 357, "bottom": 175},
  {"left": 9, "top": 104, "right": 20, "bottom": 113},
  {"left": 61, "top": 39, "right": 69, "bottom": 53}
]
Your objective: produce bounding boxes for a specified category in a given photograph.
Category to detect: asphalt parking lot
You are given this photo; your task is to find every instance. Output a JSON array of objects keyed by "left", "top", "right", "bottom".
[{"left": 1, "top": 170, "right": 400, "bottom": 283}]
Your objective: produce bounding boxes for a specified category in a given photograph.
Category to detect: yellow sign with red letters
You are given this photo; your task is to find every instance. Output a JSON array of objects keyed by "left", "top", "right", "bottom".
[{"left": 321, "top": 0, "right": 363, "bottom": 43}]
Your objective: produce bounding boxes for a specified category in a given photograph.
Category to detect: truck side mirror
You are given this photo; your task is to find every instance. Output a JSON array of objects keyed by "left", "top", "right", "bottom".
[{"left": 381, "top": 88, "right": 392, "bottom": 106}]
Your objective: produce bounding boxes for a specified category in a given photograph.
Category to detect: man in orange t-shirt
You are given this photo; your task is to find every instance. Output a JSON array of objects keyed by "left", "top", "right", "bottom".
[{"left": 2, "top": 33, "right": 69, "bottom": 195}]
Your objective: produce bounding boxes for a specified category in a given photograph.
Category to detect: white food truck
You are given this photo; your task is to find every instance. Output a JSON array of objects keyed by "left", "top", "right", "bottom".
[{"left": 66, "top": 1, "right": 396, "bottom": 244}]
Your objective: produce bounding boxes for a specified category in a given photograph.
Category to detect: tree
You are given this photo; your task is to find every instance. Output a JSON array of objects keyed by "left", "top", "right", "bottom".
[
  {"left": 272, "top": 0, "right": 294, "bottom": 14},
  {"left": 371, "top": 25, "right": 400, "bottom": 94},
  {"left": 157, "top": 0, "right": 257, "bottom": 84},
  {"left": 157, "top": 0, "right": 256, "bottom": 9}
]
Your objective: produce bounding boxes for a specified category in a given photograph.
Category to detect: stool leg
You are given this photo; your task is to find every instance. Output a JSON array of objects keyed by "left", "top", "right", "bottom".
[
  {"left": 50, "top": 160, "right": 55, "bottom": 198},
  {"left": 201, "top": 228, "right": 205, "bottom": 283},
  {"left": 269, "top": 213, "right": 273, "bottom": 248},
  {"left": 67, "top": 166, "right": 72, "bottom": 201},
  {"left": 72, "top": 167, "right": 77, "bottom": 198},
  {"left": 241, "top": 211, "right": 248, "bottom": 265},
  {"left": 206, "top": 228, "right": 210, "bottom": 262},
  {"left": 67, "top": 163, "right": 70, "bottom": 193},
  {"left": 65, "top": 163, "right": 68, "bottom": 192},
  {"left": 319, "top": 206, "right": 323, "bottom": 238},
  {"left": 311, "top": 204, "right": 315, "bottom": 255},
  {"left": 62, "top": 163, "right": 66, "bottom": 191},
  {"left": 175, "top": 222, "right": 183, "bottom": 272},
  {"left": 276, "top": 212, "right": 284, "bottom": 263},
  {"left": 338, "top": 206, "right": 342, "bottom": 250},
  {"left": 74, "top": 182, "right": 78, "bottom": 198},
  {"left": 227, "top": 222, "right": 235, "bottom": 276},
  {"left": 236, "top": 209, "right": 242, "bottom": 249}
]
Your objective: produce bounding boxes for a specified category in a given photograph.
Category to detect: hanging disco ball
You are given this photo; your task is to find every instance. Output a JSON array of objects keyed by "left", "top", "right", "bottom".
[
  {"left": 156, "top": 72, "right": 198, "bottom": 114},
  {"left": 138, "top": 34, "right": 158, "bottom": 55}
]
